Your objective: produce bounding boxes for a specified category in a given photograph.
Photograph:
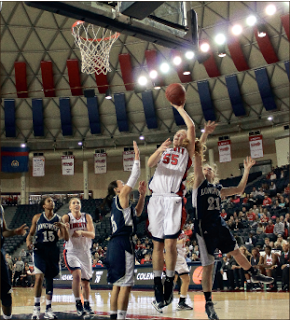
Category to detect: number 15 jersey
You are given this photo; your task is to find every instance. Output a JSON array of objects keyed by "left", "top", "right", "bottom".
[{"left": 149, "top": 147, "right": 192, "bottom": 195}]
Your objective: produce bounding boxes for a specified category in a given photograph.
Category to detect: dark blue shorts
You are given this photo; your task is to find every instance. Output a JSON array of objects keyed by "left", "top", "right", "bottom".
[
  {"left": 1, "top": 249, "right": 12, "bottom": 303},
  {"left": 105, "top": 236, "right": 134, "bottom": 286},
  {"left": 33, "top": 245, "right": 59, "bottom": 278},
  {"left": 199, "top": 216, "right": 236, "bottom": 256}
]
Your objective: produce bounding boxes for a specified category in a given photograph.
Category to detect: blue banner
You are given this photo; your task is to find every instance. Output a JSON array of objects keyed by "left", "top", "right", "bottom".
[{"left": 1, "top": 147, "right": 29, "bottom": 173}]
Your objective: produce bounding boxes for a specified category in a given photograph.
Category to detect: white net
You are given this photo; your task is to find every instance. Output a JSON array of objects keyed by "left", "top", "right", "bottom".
[{"left": 72, "top": 21, "right": 120, "bottom": 75}]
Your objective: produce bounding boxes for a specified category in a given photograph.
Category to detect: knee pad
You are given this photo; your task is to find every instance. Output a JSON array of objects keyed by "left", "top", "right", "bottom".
[
  {"left": 45, "top": 278, "right": 53, "bottom": 296},
  {"left": 2, "top": 292, "right": 12, "bottom": 307}
]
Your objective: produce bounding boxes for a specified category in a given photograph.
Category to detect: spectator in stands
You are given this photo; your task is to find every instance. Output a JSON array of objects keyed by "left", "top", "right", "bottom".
[
  {"left": 274, "top": 216, "right": 285, "bottom": 237},
  {"left": 191, "top": 253, "right": 199, "bottom": 261},
  {"left": 279, "top": 196, "right": 286, "bottom": 208},
  {"left": 247, "top": 209, "right": 257, "bottom": 222},
  {"left": 256, "top": 223, "right": 264, "bottom": 235},
  {"left": 269, "top": 181, "right": 276, "bottom": 193},
  {"left": 260, "top": 213, "right": 269, "bottom": 224},
  {"left": 20, "top": 265, "right": 31, "bottom": 287},
  {"left": 230, "top": 218, "right": 243, "bottom": 231},
  {"left": 231, "top": 195, "right": 240, "bottom": 205},
  {"left": 263, "top": 237, "right": 274, "bottom": 249},
  {"left": 264, "top": 220, "right": 274, "bottom": 235},
  {"left": 13, "top": 257, "right": 24, "bottom": 286},
  {"left": 259, "top": 246, "right": 278, "bottom": 291},
  {"left": 252, "top": 204, "right": 259, "bottom": 215},
  {"left": 285, "top": 198, "right": 289, "bottom": 209},
  {"left": 279, "top": 243, "right": 289, "bottom": 292},
  {"left": 5, "top": 253, "right": 13, "bottom": 283},
  {"left": 19, "top": 249, "right": 27, "bottom": 260},
  {"left": 262, "top": 195, "right": 272, "bottom": 207},
  {"left": 251, "top": 187, "right": 259, "bottom": 200},
  {"left": 184, "top": 224, "right": 193, "bottom": 240},
  {"left": 220, "top": 253, "right": 236, "bottom": 290},
  {"left": 245, "top": 232, "right": 257, "bottom": 250},
  {"left": 220, "top": 209, "right": 227, "bottom": 220},
  {"left": 141, "top": 253, "right": 152, "bottom": 265},
  {"left": 269, "top": 171, "right": 277, "bottom": 180},
  {"left": 283, "top": 183, "right": 290, "bottom": 196},
  {"left": 92, "top": 259, "right": 103, "bottom": 267},
  {"left": 274, "top": 234, "right": 287, "bottom": 249},
  {"left": 241, "top": 206, "right": 247, "bottom": 216}
]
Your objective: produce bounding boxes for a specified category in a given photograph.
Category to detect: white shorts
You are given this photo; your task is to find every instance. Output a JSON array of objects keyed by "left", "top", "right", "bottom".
[
  {"left": 175, "top": 254, "right": 189, "bottom": 275},
  {"left": 64, "top": 249, "right": 92, "bottom": 281},
  {"left": 147, "top": 194, "right": 183, "bottom": 240}
]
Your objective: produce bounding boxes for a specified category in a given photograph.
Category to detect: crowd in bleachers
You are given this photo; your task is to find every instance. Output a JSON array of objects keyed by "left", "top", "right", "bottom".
[{"left": 5, "top": 164, "right": 289, "bottom": 291}]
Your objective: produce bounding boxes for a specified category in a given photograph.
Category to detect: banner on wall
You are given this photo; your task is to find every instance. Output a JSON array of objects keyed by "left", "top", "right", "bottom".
[
  {"left": 123, "top": 151, "right": 135, "bottom": 172},
  {"left": 1, "top": 147, "right": 29, "bottom": 173},
  {"left": 249, "top": 135, "right": 264, "bottom": 159},
  {"left": 218, "top": 140, "right": 231, "bottom": 163},
  {"left": 32, "top": 156, "right": 45, "bottom": 177},
  {"left": 61, "top": 155, "right": 75, "bottom": 175},
  {"left": 275, "top": 136, "right": 289, "bottom": 167},
  {"left": 94, "top": 153, "right": 107, "bottom": 174}
]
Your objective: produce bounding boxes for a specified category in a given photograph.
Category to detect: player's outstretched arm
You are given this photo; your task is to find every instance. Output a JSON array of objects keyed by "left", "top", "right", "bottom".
[
  {"left": 200, "top": 121, "right": 217, "bottom": 145},
  {"left": 172, "top": 103, "right": 195, "bottom": 158},
  {"left": 26, "top": 214, "right": 40, "bottom": 250},
  {"left": 147, "top": 138, "right": 171, "bottom": 168},
  {"left": 221, "top": 157, "right": 256, "bottom": 198},
  {"left": 135, "top": 181, "right": 146, "bottom": 217}
]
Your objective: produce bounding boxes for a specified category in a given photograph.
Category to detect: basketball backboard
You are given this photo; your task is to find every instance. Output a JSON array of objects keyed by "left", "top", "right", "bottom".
[{"left": 25, "top": 1, "right": 198, "bottom": 50}]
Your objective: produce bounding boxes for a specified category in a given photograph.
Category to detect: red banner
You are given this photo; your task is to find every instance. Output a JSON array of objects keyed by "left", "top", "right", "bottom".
[
  {"left": 218, "top": 140, "right": 231, "bottom": 163},
  {"left": 249, "top": 135, "right": 263, "bottom": 159}
]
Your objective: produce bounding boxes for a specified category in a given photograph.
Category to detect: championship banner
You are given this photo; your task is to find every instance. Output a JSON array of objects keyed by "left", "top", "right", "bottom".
[
  {"left": 32, "top": 156, "right": 45, "bottom": 177},
  {"left": 218, "top": 140, "right": 232, "bottom": 163},
  {"left": 249, "top": 135, "right": 263, "bottom": 159},
  {"left": 61, "top": 155, "right": 75, "bottom": 175},
  {"left": 123, "top": 151, "right": 135, "bottom": 172},
  {"left": 94, "top": 153, "right": 107, "bottom": 174}
]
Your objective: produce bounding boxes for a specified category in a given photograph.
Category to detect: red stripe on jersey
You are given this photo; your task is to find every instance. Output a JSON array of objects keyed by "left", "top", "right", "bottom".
[{"left": 177, "top": 156, "right": 192, "bottom": 197}]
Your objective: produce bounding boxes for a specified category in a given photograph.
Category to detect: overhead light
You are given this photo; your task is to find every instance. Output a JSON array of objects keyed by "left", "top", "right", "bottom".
[
  {"left": 78, "top": 141, "right": 83, "bottom": 146},
  {"left": 185, "top": 51, "right": 195, "bottom": 59},
  {"left": 20, "top": 143, "right": 26, "bottom": 148},
  {"left": 138, "top": 76, "right": 148, "bottom": 86},
  {"left": 267, "top": 116, "right": 273, "bottom": 121},
  {"left": 160, "top": 62, "right": 170, "bottom": 73},
  {"left": 246, "top": 15, "right": 257, "bottom": 26},
  {"left": 149, "top": 70, "right": 158, "bottom": 79},
  {"left": 201, "top": 129, "right": 205, "bottom": 133},
  {"left": 200, "top": 42, "right": 210, "bottom": 53},
  {"left": 232, "top": 24, "right": 243, "bottom": 36},
  {"left": 265, "top": 4, "right": 276, "bottom": 15},
  {"left": 105, "top": 88, "right": 112, "bottom": 100},
  {"left": 217, "top": 44, "right": 226, "bottom": 57},
  {"left": 139, "top": 135, "right": 145, "bottom": 140},
  {"left": 257, "top": 23, "right": 267, "bottom": 38},
  {"left": 215, "top": 34, "right": 226, "bottom": 45},
  {"left": 183, "top": 71, "right": 191, "bottom": 75},
  {"left": 153, "top": 84, "right": 161, "bottom": 90},
  {"left": 173, "top": 56, "right": 182, "bottom": 66}
]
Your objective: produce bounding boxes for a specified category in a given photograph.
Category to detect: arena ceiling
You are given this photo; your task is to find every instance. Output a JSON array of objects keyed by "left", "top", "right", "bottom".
[{"left": 0, "top": 1, "right": 289, "bottom": 153}]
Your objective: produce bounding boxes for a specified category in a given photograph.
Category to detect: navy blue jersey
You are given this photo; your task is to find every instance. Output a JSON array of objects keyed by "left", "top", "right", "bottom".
[
  {"left": 110, "top": 196, "right": 137, "bottom": 238},
  {"left": 0, "top": 205, "right": 5, "bottom": 248},
  {"left": 192, "top": 179, "right": 223, "bottom": 234},
  {"left": 34, "top": 212, "right": 61, "bottom": 248}
]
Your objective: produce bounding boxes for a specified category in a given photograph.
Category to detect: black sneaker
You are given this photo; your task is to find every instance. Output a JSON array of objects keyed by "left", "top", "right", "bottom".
[
  {"left": 176, "top": 302, "right": 193, "bottom": 311},
  {"left": 251, "top": 272, "right": 274, "bottom": 284},
  {"left": 154, "top": 282, "right": 164, "bottom": 305},
  {"left": 76, "top": 301, "right": 84, "bottom": 316},
  {"left": 163, "top": 277, "right": 174, "bottom": 306},
  {"left": 151, "top": 300, "right": 164, "bottom": 313},
  {"left": 84, "top": 303, "right": 94, "bottom": 316},
  {"left": 205, "top": 301, "right": 219, "bottom": 320}
]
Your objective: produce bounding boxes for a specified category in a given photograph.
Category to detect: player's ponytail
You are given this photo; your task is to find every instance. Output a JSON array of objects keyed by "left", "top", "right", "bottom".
[{"left": 101, "top": 180, "right": 118, "bottom": 210}]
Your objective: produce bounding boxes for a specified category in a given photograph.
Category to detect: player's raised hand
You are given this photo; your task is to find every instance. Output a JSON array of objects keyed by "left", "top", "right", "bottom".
[
  {"left": 171, "top": 102, "right": 185, "bottom": 110},
  {"left": 204, "top": 121, "right": 217, "bottom": 134},
  {"left": 15, "top": 224, "right": 28, "bottom": 236},
  {"left": 157, "top": 138, "right": 171, "bottom": 153},
  {"left": 244, "top": 156, "right": 256, "bottom": 171},
  {"left": 133, "top": 141, "right": 140, "bottom": 160},
  {"left": 138, "top": 181, "right": 147, "bottom": 196}
]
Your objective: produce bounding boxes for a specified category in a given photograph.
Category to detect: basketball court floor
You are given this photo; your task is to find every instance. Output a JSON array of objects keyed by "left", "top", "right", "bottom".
[{"left": 8, "top": 287, "right": 289, "bottom": 319}]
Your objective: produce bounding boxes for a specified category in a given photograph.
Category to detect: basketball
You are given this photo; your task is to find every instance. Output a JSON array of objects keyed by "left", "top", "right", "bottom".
[
  {"left": 192, "top": 266, "right": 203, "bottom": 285},
  {"left": 165, "top": 83, "right": 186, "bottom": 106}
]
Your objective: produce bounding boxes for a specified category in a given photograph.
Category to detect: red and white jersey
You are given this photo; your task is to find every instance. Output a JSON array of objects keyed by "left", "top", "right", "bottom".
[
  {"left": 265, "top": 254, "right": 273, "bottom": 266},
  {"left": 65, "top": 212, "right": 91, "bottom": 252},
  {"left": 176, "top": 231, "right": 187, "bottom": 257},
  {"left": 149, "top": 147, "right": 192, "bottom": 195}
]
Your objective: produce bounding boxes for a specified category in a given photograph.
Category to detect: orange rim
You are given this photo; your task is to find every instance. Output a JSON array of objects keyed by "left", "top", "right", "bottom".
[{"left": 72, "top": 20, "right": 120, "bottom": 42}]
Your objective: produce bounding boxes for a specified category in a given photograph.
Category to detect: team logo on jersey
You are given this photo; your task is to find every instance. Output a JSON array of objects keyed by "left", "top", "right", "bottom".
[{"left": 11, "top": 160, "right": 19, "bottom": 167}]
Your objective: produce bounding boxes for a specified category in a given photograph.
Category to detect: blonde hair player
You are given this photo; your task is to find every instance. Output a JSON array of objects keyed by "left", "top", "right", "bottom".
[
  {"left": 62, "top": 198, "right": 95, "bottom": 317},
  {"left": 147, "top": 100, "right": 196, "bottom": 313},
  {"left": 189, "top": 121, "right": 274, "bottom": 320},
  {"left": 102, "top": 141, "right": 146, "bottom": 320}
]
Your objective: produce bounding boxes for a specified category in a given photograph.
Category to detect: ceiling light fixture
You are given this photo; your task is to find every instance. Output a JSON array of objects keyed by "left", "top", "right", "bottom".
[
  {"left": 267, "top": 116, "right": 273, "bottom": 121},
  {"left": 215, "top": 34, "right": 226, "bottom": 45},
  {"left": 265, "top": 4, "right": 276, "bottom": 15},
  {"left": 20, "top": 143, "right": 26, "bottom": 148},
  {"left": 138, "top": 76, "right": 148, "bottom": 86},
  {"left": 105, "top": 88, "right": 112, "bottom": 100},
  {"left": 246, "top": 15, "right": 257, "bottom": 26},
  {"left": 173, "top": 56, "right": 182, "bottom": 66},
  {"left": 257, "top": 23, "right": 267, "bottom": 38},
  {"left": 160, "top": 62, "right": 170, "bottom": 73},
  {"left": 200, "top": 43, "right": 210, "bottom": 53},
  {"left": 149, "top": 70, "right": 158, "bottom": 79},
  {"left": 232, "top": 24, "right": 243, "bottom": 36},
  {"left": 185, "top": 51, "right": 195, "bottom": 59},
  {"left": 139, "top": 135, "right": 145, "bottom": 140}
]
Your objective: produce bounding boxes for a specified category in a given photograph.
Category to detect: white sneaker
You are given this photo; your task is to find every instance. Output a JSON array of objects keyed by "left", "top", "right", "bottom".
[
  {"left": 44, "top": 308, "right": 57, "bottom": 319},
  {"left": 31, "top": 307, "right": 40, "bottom": 320}
]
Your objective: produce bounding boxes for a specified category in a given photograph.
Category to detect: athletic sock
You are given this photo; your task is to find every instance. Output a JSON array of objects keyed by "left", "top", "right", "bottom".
[
  {"left": 110, "top": 311, "right": 117, "bottom": 319},
  {"left": 204, "top": 292, "right": 212, "bottom": 303},
  {"left": 34, "top": 297, "right": 41, "bottom": 307},
  {"left": 3, "top": 315, "right": 12, "bottom": 319},
  {"left": 117, "top": 310, "right": 127, "bottom": 319},
  {"left": 153, "top": 270, "right": 162, "bottom": 278},
  {"left": 46, "top": 299, "right": 52, "bottom": 310},
  {"left": 166, "top": 270, "right": 175, "bottom": 278}
]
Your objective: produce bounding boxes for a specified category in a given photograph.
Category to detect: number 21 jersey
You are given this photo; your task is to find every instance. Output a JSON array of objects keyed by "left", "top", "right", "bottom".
[{"left": 149, "top": 147, "right": 192, "bottom": 195}]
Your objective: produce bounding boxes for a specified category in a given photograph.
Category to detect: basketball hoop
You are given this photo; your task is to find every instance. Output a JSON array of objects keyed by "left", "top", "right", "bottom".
[{"left": 72, "top": 21, "right": 120, "bottom": 75}]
